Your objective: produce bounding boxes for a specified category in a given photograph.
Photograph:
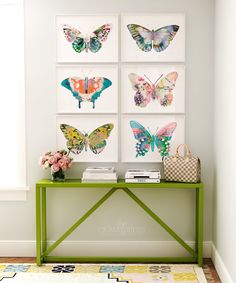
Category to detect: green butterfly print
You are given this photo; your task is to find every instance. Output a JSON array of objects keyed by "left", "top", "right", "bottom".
[
  {"left": 60, "top": 123, "right": 114, "bottom": 155},
  {"left": 63, "top": 24, "right": 112, "bottom": 53}
]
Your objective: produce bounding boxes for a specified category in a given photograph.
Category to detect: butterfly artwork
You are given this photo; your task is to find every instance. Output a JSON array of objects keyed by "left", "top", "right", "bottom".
[
  {"left": 61, "top": 76, "right": 112, "bottom": 109},
  {"left": 127, "top": 24, "right": 179, "bottom": 52},
  {"left": 128, "top": 72, "right": 178, "bottom": 108},
  {"left": 129, "top": 120, "right": 177, "bottom": 157},
  {"left": 62, "top": 24, "right": 112, "bottom": 53},
  {"left": 60, "top": 123, "right": 114, "bottom": 155}
]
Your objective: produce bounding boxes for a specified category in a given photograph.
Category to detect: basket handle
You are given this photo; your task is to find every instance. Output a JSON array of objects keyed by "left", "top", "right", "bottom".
[{"left": 174, "top": 144, "right": 192, "bottom": 160}]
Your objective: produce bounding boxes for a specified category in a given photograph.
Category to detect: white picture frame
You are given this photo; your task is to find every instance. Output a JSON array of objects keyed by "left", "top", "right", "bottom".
[
  {"left": 121, "top": 65, "right": 185, "bottom": 114},
  {"left": 56, "top": 65, "right": 118, "bottom": 114},
  {"left": 57, "top": 115, "right": 118, "bottom": 162},
  {"left": 121, "top": 13, "right": 185, "bottom": 62},
  {"left": 56, "top": 15, "right": 118, "bottom": 63},
  {"left": 121, "top": 115, "right": 185, "bottom": 163}
]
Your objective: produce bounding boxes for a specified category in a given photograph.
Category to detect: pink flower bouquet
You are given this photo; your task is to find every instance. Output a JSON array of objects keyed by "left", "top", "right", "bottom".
[{"left": 39, "top": 150, "right": 73, "bottom": 181}]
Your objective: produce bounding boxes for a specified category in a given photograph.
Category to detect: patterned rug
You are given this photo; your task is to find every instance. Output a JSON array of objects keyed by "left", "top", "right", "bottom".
[{"left": 0, "top": 263, "right": 207, "bottom": 282}]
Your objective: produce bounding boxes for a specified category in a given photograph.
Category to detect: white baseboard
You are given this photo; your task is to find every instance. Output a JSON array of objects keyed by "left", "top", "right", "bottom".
[
  {"left": 0, "top": 240, "right": 212, "bottom": 258},
  {"left": 211, "top": 244, "right": 234, "bottom": 283}
]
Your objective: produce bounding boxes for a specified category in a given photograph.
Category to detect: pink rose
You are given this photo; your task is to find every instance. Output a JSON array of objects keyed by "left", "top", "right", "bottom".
[
  {"left": 54, "top": 152, "right": 62, "bottom": 160},
  {"left": 58, "top": 159, "right": 67, "bottom": 170},
  {"left": 51, "top": 163, "right": 60, "bottom": 173},
  {"left": 61, "top": 155, "right": 69, "bottom": 164},
  {"left": 48, "top": 156, "right": 57, "bottom": 165}
]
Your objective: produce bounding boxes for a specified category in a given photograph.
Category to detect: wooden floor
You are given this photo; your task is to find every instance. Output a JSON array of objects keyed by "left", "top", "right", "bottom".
[
  {"left": 203, "top": 258, "right": 221, "bottom": 283},
  {"left": 0, "top": 258, "right": 221, "bottom": 282},
  {"left": 0, "top": 257, "right": 35, "bottom": 263}
]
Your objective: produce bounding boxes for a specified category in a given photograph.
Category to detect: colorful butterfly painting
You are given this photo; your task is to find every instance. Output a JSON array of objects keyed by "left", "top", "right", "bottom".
[
  {"left": 127, "top": 24, "right": 179, "bottom": 52},
  {"left": 60, "top": 123, "right": 114, "bottom": 155},
  {"left": 63, "top": 24, "right": 112, "bottom": 53},
  {"left": 130, "top": 120, "right": 177, "bottom": 157},
  {"left": 61, "top": 77, "right": 112, "bottom": 109},
  {"left": 129, "top": 72, "right": 178, "bottom": 107}
]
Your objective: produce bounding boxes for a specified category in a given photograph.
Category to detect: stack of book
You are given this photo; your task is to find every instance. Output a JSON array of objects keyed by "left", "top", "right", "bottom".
[
  {"left": 82, "top": 167, "right": 117, "bottom": 183},
  {"left": 125, "top": 169, "right": 161, "bottom": 183}
]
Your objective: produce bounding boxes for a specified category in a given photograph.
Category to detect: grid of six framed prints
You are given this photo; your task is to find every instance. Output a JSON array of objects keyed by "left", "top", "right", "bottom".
[{"left": 56, "top": 14, "right": 185, "bottom": 163}]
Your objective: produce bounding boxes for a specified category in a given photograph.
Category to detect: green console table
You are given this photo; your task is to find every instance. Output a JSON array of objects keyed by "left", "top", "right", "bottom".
[{"left": 36, "top": 179, "right": 203, "bottom": 266}]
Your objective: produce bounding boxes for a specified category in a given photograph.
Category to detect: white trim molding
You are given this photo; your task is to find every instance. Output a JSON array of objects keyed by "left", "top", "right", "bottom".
[
  {"left": 0, "top": 186, "right": 30, "bottom": 201},
  {"left": 211, "top": 244, "right": 234, "bottom": 283},
  {"left": 0, "top": 240, "right": 212, "bottom": 257},
  {"left": 0, "top": 1, "right": 27, "bottom": 197}
]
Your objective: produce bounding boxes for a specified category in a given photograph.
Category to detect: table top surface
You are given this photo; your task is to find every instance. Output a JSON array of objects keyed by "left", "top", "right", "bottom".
[{"left": 36, "top": 179, "right": 203, "bottom": 189}]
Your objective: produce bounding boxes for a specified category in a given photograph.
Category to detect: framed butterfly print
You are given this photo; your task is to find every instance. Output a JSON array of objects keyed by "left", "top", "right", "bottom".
[
  {"left": 121, "top": 115, "right": 185, "bottom": 162},
  {"left": 122, "top": 65, "right": 185, "bottom": 114},
  {"left": 56, "top": 15, "right": 118, "bottom": 62},
  {"left": 57, "top": 115, "right": 118, "bottom": 162},
  {"left": 57, "top": 65, "right": 118, "bottom": 113},
  {"left": 121, "top": 14, "right": 185, "bottom": 62}
]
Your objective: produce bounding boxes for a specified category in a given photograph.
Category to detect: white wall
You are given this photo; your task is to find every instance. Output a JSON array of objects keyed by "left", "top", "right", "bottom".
[
  {"left": 213, "top": 0, "right": 236, "bottom": 282},
  {"left": 0, "top": 0, "right": 214, "bottom": 256}
]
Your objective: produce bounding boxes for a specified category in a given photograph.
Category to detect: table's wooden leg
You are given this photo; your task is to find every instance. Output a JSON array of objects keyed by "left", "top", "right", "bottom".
[
  {"left": 197, "top": 186, "right": 204, "bottom": 267},
  {"left": 36, "top": 185, "right": 42, "bottom": 266}
]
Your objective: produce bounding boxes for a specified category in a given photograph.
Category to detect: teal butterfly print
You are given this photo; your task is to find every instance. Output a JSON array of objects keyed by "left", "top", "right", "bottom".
[
  {"left": 130, "top": 120, "right": 177, "bottom": 157},
  {"left": 63, "top": 24, "right": 112, "bottom": 53},
  {"left": 61, "top": 76, "right": 112, "bottom": 109}
]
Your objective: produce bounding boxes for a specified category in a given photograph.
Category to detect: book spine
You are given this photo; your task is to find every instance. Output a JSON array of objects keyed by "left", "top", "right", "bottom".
[
  {"left": 125, "top": 174, "right": 161, "bottom": 179},
  {"left": 82, "top": 179, "right": 117, "bottom": 183},
  {"left": 82, "top": 173, "right": 117, "bottom": 179},
  {"left": 126, "top": 172, "right": 160, "bottom": 175},
  {"left": 125, "top": 179, "right": 160, "bottom": 183},
  {"left": 85, "top": 167, "right": 114, "bottom": 173}
]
